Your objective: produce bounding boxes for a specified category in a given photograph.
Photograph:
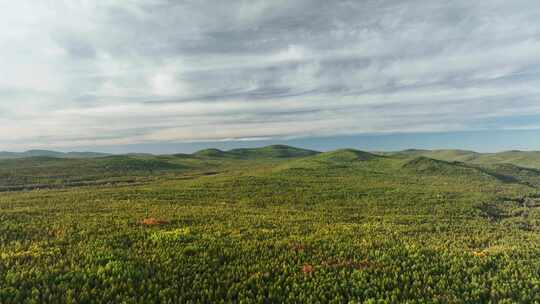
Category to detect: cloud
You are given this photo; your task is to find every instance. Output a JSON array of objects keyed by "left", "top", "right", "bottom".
[{"left": 0, "top": 0, "right": 539, "bottom": 150}]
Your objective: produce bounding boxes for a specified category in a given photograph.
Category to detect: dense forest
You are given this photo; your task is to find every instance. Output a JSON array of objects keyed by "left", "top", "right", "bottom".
[{"left": 1, "top": 145, "right": 540, "bottom": 303}]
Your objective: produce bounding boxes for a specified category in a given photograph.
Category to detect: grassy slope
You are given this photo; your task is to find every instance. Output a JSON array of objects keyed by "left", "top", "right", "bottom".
[{"left": 1, "top": 145, "right": 540, "bottom": 302}]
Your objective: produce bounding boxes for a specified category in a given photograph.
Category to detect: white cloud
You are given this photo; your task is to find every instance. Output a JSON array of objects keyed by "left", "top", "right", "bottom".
[{"left": 1, "top": 0, "right": 540, "bottom": 150}]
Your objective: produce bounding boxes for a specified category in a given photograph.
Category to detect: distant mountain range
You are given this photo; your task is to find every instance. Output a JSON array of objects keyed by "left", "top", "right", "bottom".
[
  {"left": 2, "top": 145, "right": 540, "bottom": 170},
  {"left": 4, "top": 144, "right": 540, "bottom": 192},
  {"left": 0, "top": 150, "right": 110, "bottom": 160}
]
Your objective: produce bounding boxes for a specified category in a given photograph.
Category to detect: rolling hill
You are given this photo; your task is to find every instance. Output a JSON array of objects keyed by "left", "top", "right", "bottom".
[
  {"left": 385, "top": 149, "right": 540, "bottom": 169},
  {"left": 312, "top": 149, "right": 381, "bottom": 162},
  {"left": 193, "top": 145, "right": 319, "bottom": 159}
]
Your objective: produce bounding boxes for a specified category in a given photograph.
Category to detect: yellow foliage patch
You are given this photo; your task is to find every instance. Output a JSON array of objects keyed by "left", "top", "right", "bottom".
[{"left": 472, "top": 251, "right": 488, "bottom": 258}]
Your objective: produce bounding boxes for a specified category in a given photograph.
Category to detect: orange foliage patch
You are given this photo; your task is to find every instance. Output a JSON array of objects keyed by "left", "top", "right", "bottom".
[
  {"left": 302, "top": 264, "right": 314, "bottom": 274},
  {"left": 140, "top": 218, "right": 169, "bottom": 226}
]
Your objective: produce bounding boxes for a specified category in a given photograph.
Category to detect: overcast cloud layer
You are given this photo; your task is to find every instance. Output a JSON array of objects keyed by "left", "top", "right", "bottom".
[{"left": 1, "top": 0, "right": 540, "bottom": 150}]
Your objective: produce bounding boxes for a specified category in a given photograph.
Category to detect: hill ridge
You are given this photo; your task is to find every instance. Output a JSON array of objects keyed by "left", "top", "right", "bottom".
[
  {"left": 193, "top": 145, "right": 319, "bottom": 159},
  {"left": 0, "top": 150, "right": 110, "bottom": 160}
]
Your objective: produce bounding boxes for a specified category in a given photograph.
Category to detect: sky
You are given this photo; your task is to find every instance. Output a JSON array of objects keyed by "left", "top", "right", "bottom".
[{"left": 1, "top": 0, "right": 540, "bottom": 153}]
